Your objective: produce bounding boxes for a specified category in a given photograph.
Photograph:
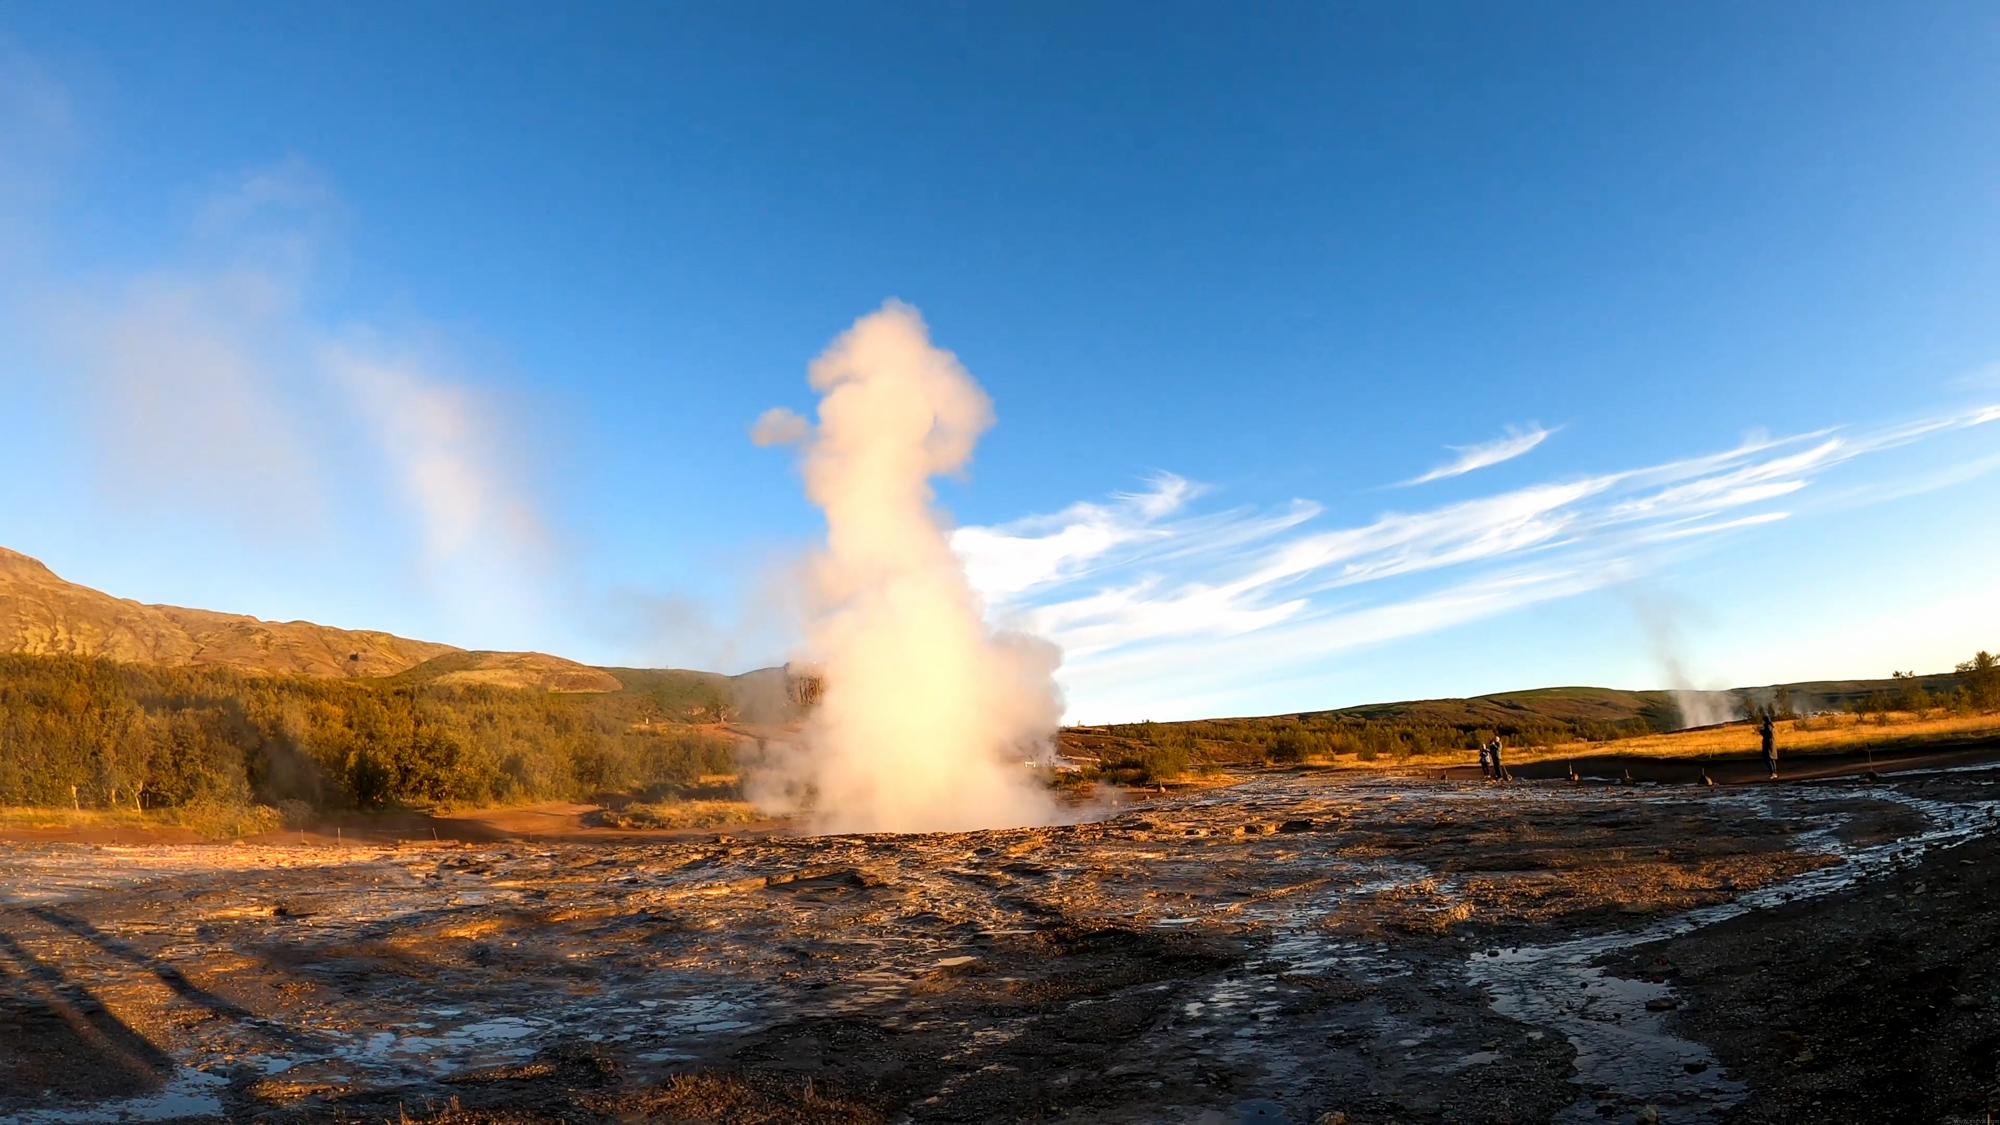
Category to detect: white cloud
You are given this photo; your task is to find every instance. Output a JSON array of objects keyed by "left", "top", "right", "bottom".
[
  {"left": 964, "top": 405, "right": 2000, "bottom": 720},
  {"left": 950, "top": 473, "right": 1202, "bottom": 599},
  {"left": 22, "top": 151, "right": 545, "bottom": 632},
  {"left": 1641, "top": 511, "right": 1791, "bottom": 542},
  {"left": 1062, "top": 565, "right": 1608, "bottom": 722},
  {"left": 320, "top": 342, "right": 541, "bottom": 568},
  {"left": 1401, "top": 423, "right": 1554, "bottom": 485}
]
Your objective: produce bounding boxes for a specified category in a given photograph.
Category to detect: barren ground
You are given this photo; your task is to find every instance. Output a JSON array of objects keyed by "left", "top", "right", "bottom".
[{"left": 3, "top": 764, "right": 1996, "bottom": 1125}]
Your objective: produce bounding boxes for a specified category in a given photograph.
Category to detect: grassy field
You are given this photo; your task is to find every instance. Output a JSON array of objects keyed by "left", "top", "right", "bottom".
[
  {"left": 1501, "top": 711, "right": 2000, "bottom": 767},
  {"left": 1078, "top": 707, "right": 2000, "bottom": 783}
]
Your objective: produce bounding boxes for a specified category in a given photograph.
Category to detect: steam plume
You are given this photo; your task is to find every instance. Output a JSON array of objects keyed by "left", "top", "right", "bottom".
[
  {"left": 1629, "top": 588, "right": 1740, "bottom": 729},
  {"left": 761, "top": 301, "right": 1064, "bottom": 834}
]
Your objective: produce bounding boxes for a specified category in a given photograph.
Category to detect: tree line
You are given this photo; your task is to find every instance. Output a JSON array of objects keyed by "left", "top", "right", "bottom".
[
  {"left": 1844, "top": 651, "right": 2000, "bottom": 718},
  {"left": 0, "top": 654, "right": 736, "bottom": 812}
]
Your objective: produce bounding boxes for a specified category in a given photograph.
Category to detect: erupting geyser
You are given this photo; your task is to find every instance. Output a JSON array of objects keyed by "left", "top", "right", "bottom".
[{"left": 752, "top": 301, "right": 1064, "bottom": 834}]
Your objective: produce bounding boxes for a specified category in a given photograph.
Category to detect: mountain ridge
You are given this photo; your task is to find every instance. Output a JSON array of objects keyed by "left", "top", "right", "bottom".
[{"left": 0, "top": 546, "right": 609, "bottom": 690}]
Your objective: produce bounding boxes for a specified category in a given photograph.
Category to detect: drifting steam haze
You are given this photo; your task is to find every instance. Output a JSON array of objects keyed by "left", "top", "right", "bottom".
[
  {"left": 1630, "top": 589, "right": 1742, "bottom": 729},
  {"left": 754, "top": 302, "right": 1064, "bottom": 834}
]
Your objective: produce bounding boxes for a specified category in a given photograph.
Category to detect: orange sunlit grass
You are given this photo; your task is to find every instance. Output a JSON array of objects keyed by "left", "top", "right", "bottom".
[{"left": 1510, "top": 710, "right": 2000, "bottom": 766}]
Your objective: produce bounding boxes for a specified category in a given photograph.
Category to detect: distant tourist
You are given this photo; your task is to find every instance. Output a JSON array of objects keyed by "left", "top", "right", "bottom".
[
  {"left": 1488, "top": 735, "right": 1507, "bottom": 781},
  {"left": 1478, "top": 742, "right": 1492, "bottom": 779},
  {"left": 1761, "top": 715, "right": 1778, "bottom": 779}
]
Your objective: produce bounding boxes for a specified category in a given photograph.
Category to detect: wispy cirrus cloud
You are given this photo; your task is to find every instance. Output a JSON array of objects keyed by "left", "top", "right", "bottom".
[
  {"left": 1401, "top": 422, "right": 1555, "bottom": 485},
  {"left": 954, "top": 406, "right": 2000, "bottom": 719}
]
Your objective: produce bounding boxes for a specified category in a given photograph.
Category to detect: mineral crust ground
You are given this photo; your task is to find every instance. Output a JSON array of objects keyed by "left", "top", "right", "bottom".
[{"left": 3, "top": 765, "right": 1998, "bottom": 1124}]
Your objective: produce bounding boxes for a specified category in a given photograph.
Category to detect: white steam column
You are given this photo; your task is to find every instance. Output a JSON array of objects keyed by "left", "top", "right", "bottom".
[{"left": 753, "top": 301, "right": 1064, "bottom": 834}]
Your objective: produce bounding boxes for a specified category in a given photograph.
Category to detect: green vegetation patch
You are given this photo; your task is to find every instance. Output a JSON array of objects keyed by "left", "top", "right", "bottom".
[{"left": 0, "top": 654, "right": 742, "bottom": 816}]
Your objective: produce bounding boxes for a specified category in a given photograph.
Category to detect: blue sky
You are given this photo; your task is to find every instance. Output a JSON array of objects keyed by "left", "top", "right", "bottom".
[{"left": 2, "top": 3, "right": 1997, "bottom": 720}]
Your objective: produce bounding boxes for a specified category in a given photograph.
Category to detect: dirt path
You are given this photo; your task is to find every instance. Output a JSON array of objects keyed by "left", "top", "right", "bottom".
[{"left": 0, "top": 769, "right": 1994, "bottom": 1123}]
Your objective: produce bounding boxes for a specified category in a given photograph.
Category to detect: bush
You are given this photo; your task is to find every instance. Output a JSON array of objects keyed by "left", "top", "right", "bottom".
[
  {"left": 1958, "top": 651, "right": 2000, "bottom": 712},
  {"left": 1097, "top": 723, "right": 1194, "bottom": 782},
  {"left": 1265, "top": 728, "right": 1306, "bottom": 766},
  {"left": 0, "top": 654, "right": 740, "bottom": 813}
]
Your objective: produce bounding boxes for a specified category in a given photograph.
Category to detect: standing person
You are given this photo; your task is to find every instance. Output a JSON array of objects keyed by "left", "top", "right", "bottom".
[
  {"left": 1489, "top": 735, "right": 1507, "bottom": 781},
  {"left": 1478, "top": 741, "right": 1492, "bottom": 780},
  {"left": 1761, "top": 714, "right": 1778, "bottom": 779}
]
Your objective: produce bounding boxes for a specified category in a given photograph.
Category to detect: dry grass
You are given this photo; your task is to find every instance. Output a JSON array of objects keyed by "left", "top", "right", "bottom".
[
  {"left": 0, "top": 802, "right": 283, "bottom": 838},
  {"left": 620, "top": 1073, "right": 884, "bottom": 1124},
  {"left": 598, "top": 798, "right": 764, "bottom": 830},
  {"left": 1303, "top": 710, "right": 2000, "bottom": 774},
  {"left": 1514, "top": 710, "right": 2000, "bottom": 765}
]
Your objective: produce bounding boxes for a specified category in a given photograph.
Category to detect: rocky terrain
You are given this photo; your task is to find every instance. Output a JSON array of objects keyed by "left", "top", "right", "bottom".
[{"left": 2, "top": 766, "right": 1993, "bottom": 1124}]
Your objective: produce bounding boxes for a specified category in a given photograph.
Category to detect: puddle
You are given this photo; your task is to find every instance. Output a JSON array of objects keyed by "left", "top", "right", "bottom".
[
  {"left": 8, "top": 1066, "right": 228, "bottom": 1124},
  {"left": 1473, "top": 941, "right": 1745, "bottom": 1120}
]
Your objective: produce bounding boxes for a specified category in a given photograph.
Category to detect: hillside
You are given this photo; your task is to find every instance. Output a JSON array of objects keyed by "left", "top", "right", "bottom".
[
  {"left": 0, "top": 547, "right": 458, "bottom": 678},
  {"left": 0, "top": 546, "right": 815, "bottom": 702},
  {"left": 1318, "top": 685, "right": 1678, "bottom": 730},
  {"left": 3, "top": 536, "right": 1984, "bottom": 780},
  {"left": 1064, "top": 669, "right": 1983, "bottom": 781},
  {"left": 0, "top": 537, "right": 1988, "bottom": 817},
  {"left": 1738, "top": 673, "right": 1962, "bottom": 711},
  {"left": 394, "top": 651, "right": 624, "bottom": 694},
  {"left": 1286, "top": 675, "right": 1967, "bottom": 734}
]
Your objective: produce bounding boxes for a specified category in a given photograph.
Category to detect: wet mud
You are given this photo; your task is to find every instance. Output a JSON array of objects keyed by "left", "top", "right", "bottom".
[{"left": 1, "top": 769, "right": 1995, "bottom": 1124}]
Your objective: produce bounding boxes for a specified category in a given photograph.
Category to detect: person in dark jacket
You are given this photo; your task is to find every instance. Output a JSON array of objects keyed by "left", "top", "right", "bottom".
[
  {"left": 1478, "top": 742, "right": 1492, "bottom": 780},
  {"left": 1488, "top": 735, "right": 1507, "bottom": 781},
  {"left": 1760, "top": 715, "right": 1778, "bottom": 779}
]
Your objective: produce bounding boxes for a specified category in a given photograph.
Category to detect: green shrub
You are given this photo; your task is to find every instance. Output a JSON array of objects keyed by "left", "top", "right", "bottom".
[{"left": 1266, "top": 728, "right": 1306, "bottom": 766}]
